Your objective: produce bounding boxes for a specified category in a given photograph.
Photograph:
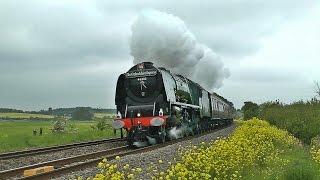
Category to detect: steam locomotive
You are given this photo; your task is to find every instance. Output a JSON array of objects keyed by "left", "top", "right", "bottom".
[{"left": 112, "top": 62, "right": 234, "bottom": 147}]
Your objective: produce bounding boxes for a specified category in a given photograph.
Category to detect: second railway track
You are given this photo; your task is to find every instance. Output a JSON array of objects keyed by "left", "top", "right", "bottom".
[
  {"left": 0, "top": 137, "right": 125, "bottom": 160},
  {"left": 0, "top": 124, "right": 232, "bottom": 180}
]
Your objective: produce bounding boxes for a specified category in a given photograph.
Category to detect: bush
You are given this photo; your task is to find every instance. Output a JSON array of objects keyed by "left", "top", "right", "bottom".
[
  {"left": 52, "top": 117, "right": 67, "bottom": 133},
  {"left": 90, "top": 117, "right": 111, "bottom": 131},
  {"left": 241, "top": 101, "right": 259, "bottom": 120},
  {"left": 71, "top": 107, "right": 94, "bottom": 120},
  {"left": 259, "top": 100, "right": 320, "bottom": 144}
]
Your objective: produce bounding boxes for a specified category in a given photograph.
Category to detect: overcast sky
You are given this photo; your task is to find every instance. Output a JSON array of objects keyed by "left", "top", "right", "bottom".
[{"left": 0, "top": 1, "right": 319, "bottom": 110}]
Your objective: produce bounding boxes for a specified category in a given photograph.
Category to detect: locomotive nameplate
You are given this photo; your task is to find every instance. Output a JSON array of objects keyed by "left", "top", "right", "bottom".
[{"left": 125, "top": 70, "right": 157, "bottom": 78}]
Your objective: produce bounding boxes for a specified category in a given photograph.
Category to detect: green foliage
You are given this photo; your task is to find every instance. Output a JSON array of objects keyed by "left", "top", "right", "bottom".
[
  {"left": 235, "top": 109, "right": 244, "bottom": 119},
  {"left": 67, "top": 122, "right": 78, "bottom": 133},
  {"left": 241, "top": 101, "right": 259, "bottom": 120},
  {"left": 52, "top": 116, "right": 67, "bottom": 133},
  {"left": 51, "top": 117, "right": 78, "bottom": 133},
  {"left": 91, "top": 117, "right": 111, "bottom": 131},
  {"left": 259, "top": 100, "right": 320, "bottom": 144},
  {"left": 176, "top": 89, "right": 192, "bottom": 104},
  {"left": 72, "top": 107, "right": 94, "bottom": 120}
]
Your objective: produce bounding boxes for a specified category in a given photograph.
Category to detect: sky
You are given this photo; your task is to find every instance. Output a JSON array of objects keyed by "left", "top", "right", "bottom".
[{"left": 0, "top": 0, "right": 319, "bottom": 110}]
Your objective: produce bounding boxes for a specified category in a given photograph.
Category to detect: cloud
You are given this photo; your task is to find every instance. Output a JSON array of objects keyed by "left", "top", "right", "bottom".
[
  {"left": 0, "top": 0, "right": 317, "bottom": 110},
  {"left": 0, "top": 1, "right": 130, "bottom": 64},
  {"left": 217, "top": 5, "right": 320, "bottom": 108},
  {"left": 96, "top": 0, "right": 312, "bottom": 57}
]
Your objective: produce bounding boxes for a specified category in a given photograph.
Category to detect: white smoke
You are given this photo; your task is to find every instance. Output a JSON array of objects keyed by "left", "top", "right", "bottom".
[
  {"left": 168, "top": 126, "right": 183, "bottom": 139},
  {"left": 130, "top": 9, "right": 230, "bottom": 90}
]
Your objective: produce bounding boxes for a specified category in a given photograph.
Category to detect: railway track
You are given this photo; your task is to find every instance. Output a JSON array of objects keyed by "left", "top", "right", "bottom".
[
  {"left": 0, "top": 137, "right": 125, "bottom": 160},
  {"left": 0, "top": 124, "right": 231, "bottom": 180},
  {"left": 0, "top": 146, "right": 128, "bottom": 180}
]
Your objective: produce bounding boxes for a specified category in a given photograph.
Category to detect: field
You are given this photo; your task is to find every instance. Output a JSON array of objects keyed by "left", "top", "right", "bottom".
[
  {"left": 94, "top": 113, "right": 115, "bottom": 118},
  {"left": 0, "top": 112, "right": 54, "bottom": 119},
  {"left": 0, "top": 119, "right": 118, "bottom": 152}
]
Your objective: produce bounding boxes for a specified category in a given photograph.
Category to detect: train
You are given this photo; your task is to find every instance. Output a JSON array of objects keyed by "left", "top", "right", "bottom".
[{"left": 112, "top": 62, "right": 235, "bottom": 147}]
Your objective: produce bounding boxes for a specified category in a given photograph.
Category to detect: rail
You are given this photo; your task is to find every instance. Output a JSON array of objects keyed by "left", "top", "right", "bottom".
[{"left": 0, "top": 137, "right": 125, "bottom": 160}]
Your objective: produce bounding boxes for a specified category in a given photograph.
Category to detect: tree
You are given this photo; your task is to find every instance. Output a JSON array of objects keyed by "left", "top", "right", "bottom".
[
  {"left": 48, "top": 107, "right": 53, "bottom": 115},
  {"left": 241, "top": 101, "right": 259, "bottom": 120},
  {"left": 315, "top": 81, "right": 320, "bottom": 98},
  {"left": 71, "top": 107, "right": 94, "bottom": 120}
]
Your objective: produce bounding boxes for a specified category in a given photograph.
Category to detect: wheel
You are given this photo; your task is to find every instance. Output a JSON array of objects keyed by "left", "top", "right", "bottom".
[
  {"left": 157, "top": 127, "right": 166, "bottom": 143},
  {"left": 157, "top": 134, "right": 166, "bottom": 143}
]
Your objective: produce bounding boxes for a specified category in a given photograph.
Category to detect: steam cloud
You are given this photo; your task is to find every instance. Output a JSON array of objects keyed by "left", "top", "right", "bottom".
[{"left": 130, "top": 9, "right": 230, "bottom": 90}]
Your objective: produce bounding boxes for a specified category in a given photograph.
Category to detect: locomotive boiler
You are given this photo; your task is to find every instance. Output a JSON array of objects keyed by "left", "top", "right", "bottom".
[{"left": 112, "top": 62, "right": 234, "bottom": 147}]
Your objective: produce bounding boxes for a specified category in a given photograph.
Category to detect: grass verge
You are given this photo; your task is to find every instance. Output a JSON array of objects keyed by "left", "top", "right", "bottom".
[{"left": 0, "top": 120, "right": 117, "bottom": 152}]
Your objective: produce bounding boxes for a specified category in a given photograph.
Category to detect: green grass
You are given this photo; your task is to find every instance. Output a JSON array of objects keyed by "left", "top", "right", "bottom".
[
  {"left": 0, "top": 120, "right": 119, "bottom": 152},
  {"left": 280, "top": 147, "right": 320, "bottom": 180},
  {"left": 245, "top": 145, "right": 320, "bottom": 180},
  {"left": 0, "top": 112, "right": 54, "bottom": 119}
]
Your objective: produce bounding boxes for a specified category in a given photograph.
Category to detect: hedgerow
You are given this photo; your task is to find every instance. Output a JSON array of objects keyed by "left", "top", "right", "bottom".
[{"left": 259, "top": 100, "right": 320, "bottom": 144}]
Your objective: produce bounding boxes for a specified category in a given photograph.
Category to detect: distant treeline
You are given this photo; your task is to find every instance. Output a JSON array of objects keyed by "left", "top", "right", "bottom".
[
  {"left": 42, "top": 107, "right": 116, "bottom": 117},
  {"left": 0, "top": 107, "right": 116, "bottom": 116},
  {"left": 0, "top": 117, "right": 54, "bottom": 121},
  {"left": 0, "top": 108, "right": 24, "bottom": 113}
]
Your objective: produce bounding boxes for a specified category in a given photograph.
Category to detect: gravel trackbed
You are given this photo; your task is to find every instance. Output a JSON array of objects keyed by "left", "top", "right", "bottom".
[{"left": 59, "top": 124, "right": 237, "bottom": 180}]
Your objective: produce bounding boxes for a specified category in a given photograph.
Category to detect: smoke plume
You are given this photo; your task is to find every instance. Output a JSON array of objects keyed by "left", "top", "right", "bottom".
[{"left": 130, "top": 9, "right": 230, "bottom": 90}]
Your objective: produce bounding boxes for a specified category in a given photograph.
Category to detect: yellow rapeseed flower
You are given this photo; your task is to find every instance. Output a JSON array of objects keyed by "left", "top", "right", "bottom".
[
  {"left": 157, "top": 118, "right": 298, "bottom": 180},
  {"left": 90, "top": 118, "right": 299, "bottom": 180}
]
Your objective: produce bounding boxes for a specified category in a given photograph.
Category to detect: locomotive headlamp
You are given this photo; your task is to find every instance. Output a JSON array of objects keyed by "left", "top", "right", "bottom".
[
  {"left": 150, "top": 117, "right": 164, "bottom": 126},
  {"left": 137, "top": 112, "right": 141, "bottom": 117},
  {"left": 159, "top": 108, "right": 163, "bottom": 116}
]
